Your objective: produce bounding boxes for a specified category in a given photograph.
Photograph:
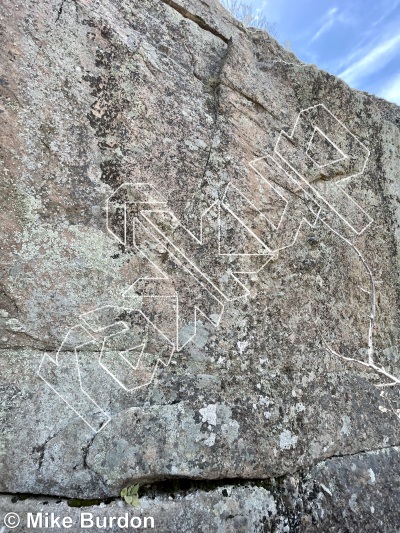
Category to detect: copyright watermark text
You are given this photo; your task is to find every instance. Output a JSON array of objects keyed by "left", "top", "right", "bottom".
[{"left": 2, "top": 511, "right": 154, "bottom": 530}]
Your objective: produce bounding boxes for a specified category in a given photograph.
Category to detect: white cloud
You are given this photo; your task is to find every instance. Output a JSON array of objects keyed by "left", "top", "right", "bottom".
[
  {"left": 380, "top": 72, "right": 400, "bottom": 103},
  {"left": 310, "top": 7, "right": 338, "bottom": 43},
  {"left": 372, "top": 0, "right": 400, "bottom": 27},
  {"left": 338, "top": 32, "right": 400, "bottom": 86}
]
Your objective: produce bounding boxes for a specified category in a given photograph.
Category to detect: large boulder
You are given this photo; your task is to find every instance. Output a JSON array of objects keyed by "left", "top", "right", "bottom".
[{"left": 1, "top": 0, "right": 399, "bottom": 530}]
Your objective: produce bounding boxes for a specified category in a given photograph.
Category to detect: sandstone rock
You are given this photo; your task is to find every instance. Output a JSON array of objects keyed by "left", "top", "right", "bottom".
[{"left": 1, "top": 0, "right": 400, "bottom": 530}]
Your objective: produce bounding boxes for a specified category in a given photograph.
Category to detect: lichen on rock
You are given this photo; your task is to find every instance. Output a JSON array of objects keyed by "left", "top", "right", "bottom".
[{"left": 0, "top": 0, "right": 400, "bottom": 530}]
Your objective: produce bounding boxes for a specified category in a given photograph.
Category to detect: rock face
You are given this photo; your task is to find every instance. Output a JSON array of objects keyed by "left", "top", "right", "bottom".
[
  {"left": 1, "top": 0, "right": 400, "bottom": 530},
  {"left": 1, "top": 447, "right": 400, "bottom": 532}
]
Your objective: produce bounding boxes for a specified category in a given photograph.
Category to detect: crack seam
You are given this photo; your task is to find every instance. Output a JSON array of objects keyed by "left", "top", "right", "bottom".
[
  {"left": 3, "top": 443, "right": 400, "bottom": 500},
  {"left": 160, "top": 0, "right": 229, "bottom": 43},
  {"left": 55, "top": 0, "right": 66, "bottom": 22},
  {"left": 220, "top": 80, "right": 280, "bottom": 121}
]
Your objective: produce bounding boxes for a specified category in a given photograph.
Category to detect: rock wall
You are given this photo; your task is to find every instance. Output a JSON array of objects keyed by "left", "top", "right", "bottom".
[
  {"left": 1, "top": 0, "right": 400, "bottom": 530},
  {"left": 2, "top": 446, "right": 400, "bottom": 531}
]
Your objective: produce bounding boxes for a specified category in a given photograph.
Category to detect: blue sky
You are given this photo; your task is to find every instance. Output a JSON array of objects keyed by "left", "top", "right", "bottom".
[{"left": 250, "top": 0, "right": 400, "bottom": 104}]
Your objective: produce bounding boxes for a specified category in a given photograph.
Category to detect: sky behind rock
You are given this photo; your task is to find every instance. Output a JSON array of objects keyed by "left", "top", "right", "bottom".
[{"left": 249, "top": 0, "right": 400, "bottom": 104}]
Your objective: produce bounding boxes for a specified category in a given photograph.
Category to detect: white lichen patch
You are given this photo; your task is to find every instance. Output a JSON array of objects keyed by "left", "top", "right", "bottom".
[
  {"left": 341, "top": 415, "right": 352, "bottom": 435},
  {"left": 5, "top": 318, "right": 25, "bottom": 332},
  {"left": 279, "top": 430, "right": 298, "bottom": 450},
  {"left": 349, "top": 493, "right": 358, "bottom": 512},
  {"left": 199, "top": 404, "right": 217, "bottom": 426},
  {"left": 368, "top": 468, "right": 376, "bottom": 484},
  {"left": 203, "top": 433, "right": 216, "bottom": 447}
]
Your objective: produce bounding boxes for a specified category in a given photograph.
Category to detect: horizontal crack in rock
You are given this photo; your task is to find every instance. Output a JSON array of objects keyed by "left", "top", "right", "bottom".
[{"left": 3, "top": 444, "right": 400, "bottom": 499}]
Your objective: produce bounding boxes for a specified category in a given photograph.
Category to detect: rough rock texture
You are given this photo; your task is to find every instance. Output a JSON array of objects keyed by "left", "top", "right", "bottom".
[
  {"left": 1, "top": 0, "right": 400, "bottom": 530},
  {"left": 1, "top": 446, "right": 400, "bottom": 532}
]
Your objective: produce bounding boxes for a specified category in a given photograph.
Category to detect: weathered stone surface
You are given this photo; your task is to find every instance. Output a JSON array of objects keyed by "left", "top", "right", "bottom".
[
  {"left": 303, "top": 446, "right": 400, "bottom": 532},
  {"left": 1, "top": 447, "right": 399, "bottom": 532},
  {"left": 1, "top": 0, "right": 400, "bottom": 529}
]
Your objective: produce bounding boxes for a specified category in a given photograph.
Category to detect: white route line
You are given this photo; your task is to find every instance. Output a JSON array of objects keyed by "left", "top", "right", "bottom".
[
  {"left": 274, "top": 104, "right": 373, "bottom": 235},
  {"left": 305, "top": 126, "right": 348, "bottom": 168},
  {"left": 249, "top": 154, "right": 322, "bottom": 253},
  {"left": 38, "top": 324, "right": 112, "bottom": 433},
  {"left": 274, "top": 103, "right": 373, "bottom": 236},
  {"left": 38, "top": 102, "right": 392, "bottom": 433},
  {"left": 127, "top": 217, "right": 225, "bottom": 350}
]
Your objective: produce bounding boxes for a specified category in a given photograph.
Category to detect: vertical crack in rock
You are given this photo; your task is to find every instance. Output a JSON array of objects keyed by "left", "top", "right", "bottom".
[
  {"left": 200, "top": 37, "right": 232, "bottom": 187},
  {"left": 82, "top": 433, "right": 97, "bottom": 471},
  {"left": 31, "top": 430, "right": 64, "bottom": 471},
  {"left": 81, "top": 433, "right": 110, "bottom": 494},
  {"left": 55, "top": 0, "right": 66, "bottom": 23}
]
